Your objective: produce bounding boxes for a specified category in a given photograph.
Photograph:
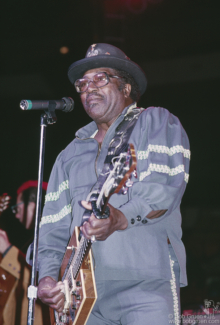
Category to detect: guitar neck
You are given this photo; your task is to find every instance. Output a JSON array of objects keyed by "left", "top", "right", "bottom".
[{"left": 62, "top": 233, "right": 92, "bottom": 282}]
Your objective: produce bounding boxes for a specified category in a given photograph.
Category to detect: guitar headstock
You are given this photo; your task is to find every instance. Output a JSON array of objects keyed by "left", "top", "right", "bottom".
[
  {"left": 0, "top": 193, "right": 11, "bottom": 216},
  {"left": 96, "top": 143, "right": 137, "bottom": 211}
]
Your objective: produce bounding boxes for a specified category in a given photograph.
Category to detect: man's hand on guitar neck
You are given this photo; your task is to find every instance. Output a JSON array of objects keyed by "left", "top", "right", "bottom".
[
  {"left": 80, "top": 201, "right": 128, "bottom": 241},
  {"left": 38, "top": 276, "right": 65, "bottom": 312}
]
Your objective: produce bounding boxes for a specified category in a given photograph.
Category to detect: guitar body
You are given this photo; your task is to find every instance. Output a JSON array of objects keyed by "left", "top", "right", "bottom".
[{"left": 50, "top": 227, "right": 97, "bottom": 325}]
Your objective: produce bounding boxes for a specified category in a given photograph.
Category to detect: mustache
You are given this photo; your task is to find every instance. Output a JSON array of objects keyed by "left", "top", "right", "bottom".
[{"left": 86, "top": 92, "right": 104, "bottom": 103}]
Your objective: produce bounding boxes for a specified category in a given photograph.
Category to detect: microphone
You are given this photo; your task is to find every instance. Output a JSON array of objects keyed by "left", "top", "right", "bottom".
[{"left": 20, "top": 97, "right": 74, "bottom": 113}]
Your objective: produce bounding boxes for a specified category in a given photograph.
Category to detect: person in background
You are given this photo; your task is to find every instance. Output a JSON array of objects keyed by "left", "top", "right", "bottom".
[{"left": 0, "top": 180, "right": 49, "bottom": 325}]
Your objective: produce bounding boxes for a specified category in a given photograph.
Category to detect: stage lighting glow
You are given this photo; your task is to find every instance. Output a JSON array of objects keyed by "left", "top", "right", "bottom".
[{"left": 60, "top": 46, "right": 69, "bottom": 54}]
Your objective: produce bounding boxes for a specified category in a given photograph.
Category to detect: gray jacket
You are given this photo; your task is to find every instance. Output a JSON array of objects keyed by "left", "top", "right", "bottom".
[{"left": 27, "top": 104, "right": 190, "bottom": 286}]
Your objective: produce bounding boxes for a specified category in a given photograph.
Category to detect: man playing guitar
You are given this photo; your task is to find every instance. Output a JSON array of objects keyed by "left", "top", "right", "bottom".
[{"left": 28, "top": 43, "right": 190, "bottom": 325}]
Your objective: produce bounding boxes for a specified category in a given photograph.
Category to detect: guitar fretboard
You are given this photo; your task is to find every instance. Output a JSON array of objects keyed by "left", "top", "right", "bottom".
[{"left": 62, "top": 235, "right": 91, "bottom": 285}]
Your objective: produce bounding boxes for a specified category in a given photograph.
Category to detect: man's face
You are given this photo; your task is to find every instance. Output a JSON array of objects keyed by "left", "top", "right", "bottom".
[
  {"left": 80, "top": 67, "right": 131, "bottom": 125},
  {"left": 15, "top": 192, "right": 25, "bottom": 225},
  {"left": 15, "top": 192, "right": 35, "bottom": 229}
]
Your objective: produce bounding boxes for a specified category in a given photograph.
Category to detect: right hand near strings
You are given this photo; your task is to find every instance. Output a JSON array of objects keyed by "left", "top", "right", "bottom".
[{"left": 38, "top": 276, "right": 65, "bottom": 312}]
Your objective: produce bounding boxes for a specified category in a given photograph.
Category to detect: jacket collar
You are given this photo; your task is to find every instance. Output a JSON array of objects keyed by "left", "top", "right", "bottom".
[{"left": 75, "top": 102, "right": 137, "bottom": 140}]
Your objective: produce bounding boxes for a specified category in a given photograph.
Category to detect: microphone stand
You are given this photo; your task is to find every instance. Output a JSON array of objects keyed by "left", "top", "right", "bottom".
[{"left": 27, "top": 108, "right": 57, "bottom": 325}]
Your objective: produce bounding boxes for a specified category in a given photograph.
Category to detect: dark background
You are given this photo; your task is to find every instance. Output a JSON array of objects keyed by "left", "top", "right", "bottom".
[{"left": 1, "top": 0, "right": 220, "bottom": 312}]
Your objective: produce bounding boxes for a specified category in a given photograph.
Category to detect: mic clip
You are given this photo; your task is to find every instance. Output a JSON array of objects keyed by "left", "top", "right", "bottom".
[{"left": 44, "top": 101, "right": 58, "bottom": 124}]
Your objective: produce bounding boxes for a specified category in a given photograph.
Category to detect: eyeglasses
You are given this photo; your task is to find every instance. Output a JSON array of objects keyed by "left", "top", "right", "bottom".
[
  {"left": 11, "top": 202, "right": 24, "bottom": 214},
  {"left": 74, "top": 72, "right": 121, "bottom": 93}
]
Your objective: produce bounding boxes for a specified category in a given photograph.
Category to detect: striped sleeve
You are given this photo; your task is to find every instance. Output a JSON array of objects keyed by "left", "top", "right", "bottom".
[
  {"left": 118, "top": 107, "right": 190, "bottom": 227},
  {"left": 35, "top": 152, "right": 72, "bottom": 281}
]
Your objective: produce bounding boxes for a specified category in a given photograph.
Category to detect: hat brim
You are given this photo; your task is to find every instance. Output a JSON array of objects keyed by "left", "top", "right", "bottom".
[{"left": 68, "top": 56, "right": 147, "bottom": 95}]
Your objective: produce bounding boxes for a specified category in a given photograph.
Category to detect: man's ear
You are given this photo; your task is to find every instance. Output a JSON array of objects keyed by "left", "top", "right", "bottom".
[
  {"left": 28, "top": 201, "right": 36, "bottom": 214},
  {"left": 26, "top": 201, "right": 36, "bottom": 229},
  {"left": 123, "top": 84, "right": 132, "bottom": 98}
]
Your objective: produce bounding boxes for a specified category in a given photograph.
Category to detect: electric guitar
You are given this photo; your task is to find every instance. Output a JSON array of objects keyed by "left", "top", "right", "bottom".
[{"left": 50, "top": 143, "right": 137, "bottom": 325}]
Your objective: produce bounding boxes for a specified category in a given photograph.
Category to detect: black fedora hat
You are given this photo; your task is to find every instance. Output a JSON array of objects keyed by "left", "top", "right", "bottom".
[{"left": 67, "top": 43, "right": 147, "bottom": 95}]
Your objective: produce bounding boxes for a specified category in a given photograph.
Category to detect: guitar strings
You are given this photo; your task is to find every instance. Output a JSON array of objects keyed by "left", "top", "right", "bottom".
[{"left": 65, "top": 235, "right": 90, "bottom": 285}]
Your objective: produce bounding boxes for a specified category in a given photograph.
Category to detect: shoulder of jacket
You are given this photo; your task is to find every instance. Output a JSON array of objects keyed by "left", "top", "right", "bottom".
[
  {"left": 139, "top": 106, "right": 171, "bottom": 119},
  {"left": 55, "top": 137, "right": 77, "bottom": 164},
  {"left": 141, "top": 106, "right": 168, "bottom": 113}
]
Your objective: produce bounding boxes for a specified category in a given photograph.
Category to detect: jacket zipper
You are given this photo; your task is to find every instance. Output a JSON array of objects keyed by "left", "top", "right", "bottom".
[
  {"left": 94, "top": 115, "right": 121, "bottom": 178},
  {"left": 76, "top": 135, "right": 100, "bottom": 183},
  {"left": 95, "top": 144, "right": 101, "bottom": 178}
]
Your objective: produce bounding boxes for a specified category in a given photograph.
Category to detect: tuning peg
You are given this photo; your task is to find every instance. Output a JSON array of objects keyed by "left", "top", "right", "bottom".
[
  {"left": 113, "top": 182, "right": 119, "bottom": 188},
  {"left": 121, "top": 186, "right": 128, "bottom": 195},
  {"left": 125, "top": 179, "right": 133, "bottom": 187},
  {"left": 132, "top": 169, "right": 137, "bottom": 178}
]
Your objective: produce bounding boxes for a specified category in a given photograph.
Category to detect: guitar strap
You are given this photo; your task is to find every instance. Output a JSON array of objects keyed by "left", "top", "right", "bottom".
[{"left": 88, "top": 104, "right": 144, "bottom": 219}]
